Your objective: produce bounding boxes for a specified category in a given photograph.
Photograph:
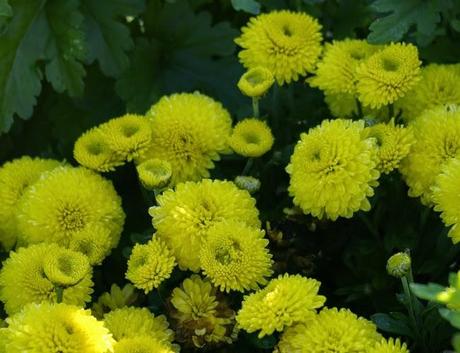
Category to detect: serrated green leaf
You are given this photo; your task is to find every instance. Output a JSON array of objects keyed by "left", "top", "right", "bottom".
[
  {"left": 82, "top": 0, "right": 145, "bottom": 77},
  {"left": 367, "top": 0, "right": 447, "bottom": 44},
  {"left": 371, "top": 312, "right": 413, "bottom": 337},
  {"left": 231, "top": 0, "right": 261, "bottom": 14}
]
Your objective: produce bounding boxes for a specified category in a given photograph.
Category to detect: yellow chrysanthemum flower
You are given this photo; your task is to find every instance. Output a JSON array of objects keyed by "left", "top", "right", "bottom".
[
  {"left": 397, "top": 64, "right": 460, "bottom": 121},
  {"left": 235, "top": 10, "right": 322, "bottom": 85},
  {"left": 100, "top": 114, "right": 152, "bottom": 162},
  {"left": 0, "top": 156, "right": 61, "bottom": 250},
  {"left": 200, "top": 220, "right": 273, "bottom": 292},
  {"left": 365, "top": 120, "right": 414, "bottom": 174},
  {"left": 433, "top": 159, "right": 460, "bottom": 243},
  {"left": 400, "top": 106, "right": 460, "bottom": 205},
  {"left": 286, "top": 119, "right": 380, "bottom": 220},
  {"left": 0, "top": 243, "right": 93, "bottom": 315},
  {"left": 169, "top": 275, "right": 236, "bottom": 348},
  {"left": 275, "top": 307, "right": 381, "bottom": 353},
  {"left": 104, "top": 307, "right": 174, "bottom": 345},
  {"left": 229, "top": 118, "right": 275, "bottom": 157},
  {"left": 43, "top": 247, "right": 91, "bottom": 286},
  {"left": 92, "top": 284, "right": 138, "bottom": 319},
  {"left": 17, "top": 166, "right": 125, "bottom": 254},
  {"left": 150, "top": 179, "right": 260, "bottom": 271},
  {"left": 126, "top": 237, "right": 176, "bottom": 293},
  {"left": 136, "top": 158, "right": 172, "bottom": 190},
  {"left": 356, "top": 43, "right": 421, "bottom": 109},
  {"left": 114, "top": 336, "right": 175, "bottom": 353},
  {"left": 309, "top": 39, "right": 380, "bottom": 94},
  {"left": 237, "top": 67, "right": 275, "bottom": 97},
  {"left": 236, "top": 274, "right": 326, "bottom": 337},
  {"left": 74, "top": 127, "right": 125, "bottom": 172},
  {"left": 1, "top": 303, "right": 114, "bottom": 353},
  {"left": 369, "top": 338, "right": 410, "bottom": 353},
  {"left": 143, "top": 92, "right": 232, "bottom": 185}
]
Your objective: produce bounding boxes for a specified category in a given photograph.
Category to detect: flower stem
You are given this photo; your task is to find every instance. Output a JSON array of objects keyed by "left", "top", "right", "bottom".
[
  {"left": 55, "top": 286, "right": 64, "bottom": 303},
  {"left": 355, "top": 98, "right": 363, "bottom": 119},
  {"left": 252, "top": 97, "right": 260, "bottom": 118},
  {"left": 242, "top": 158, "right": 254, "bottom": 176}
]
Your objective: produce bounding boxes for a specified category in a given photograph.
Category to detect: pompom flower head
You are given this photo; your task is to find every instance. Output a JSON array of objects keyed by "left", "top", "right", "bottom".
[
  {"left": 286, "top": 119, "right": 380, "bottom": 220},
  {"left": 229, "top": 118, "right": 275, "bottom": 157},
  {"left": 143, "top": 92, "right": 232, "bottom": 185},
  {"left": 275, "top": 307, "right": 381, "bottom": 353},
  {"left": 356, "top": 42, "right": 421, "bottom": 109},
  {"left": 433, "top": 159, "right": 460, "bottom": 243},
  {"left": 236, "top": 274, "right": 326, "bottom": 337},
  {"left": 238, "top": 66, "right": 275, "bottom": 97},
  {"left": 100, "top": 114, "right": 152, "bottom": 162},
  {"left": 92, "top": 283, "right": 138, "bottom": 319},
  {"left": 200, "top": 220, "right": 273, "bottom": 292},
  {"left": 0, "top": 156, "right": 61, "bottom": 250},
  {"left": 1, "top": 302, "right": 114, "bottom": 353},
  {"left": 43, "top": 246, "right": 91, "bottom": 286},
  {"left": 17, "top": 166, "right": 125, "bottom": 258},
  {"left": 126, "top": 237, "right": 176, "bottom": 293},
  {"left": 169, "top": 275, "right": 236, "bottom": 348},
  {"left": 369, "top": 338, "right": 410, "bottom": 353},
  {"left": 400, "top": 105, "right": 460, "bottom": 205},
  {"left": 114, "top": 336, "right": 175, "bottom": 353},
  {"left": 0, "top": 243, "right": 93, "bottom": 315},
  {"left": 149, "top": 179, "right": 260, "bottom": 271},
  {"left": 136, "top": 158, "right": 172, "bottom": 190},
  {"left": 74, "top": 127, "right": 125, "bottom": 172},
  {"left": 398, "top": 63, "right": 460, "bottom": 121},
  {"left": 365, "top": 119, "right": 415, "bottom": 174},
  {"left": 235, "top": 10, "right": 322, "bottom": 85}
]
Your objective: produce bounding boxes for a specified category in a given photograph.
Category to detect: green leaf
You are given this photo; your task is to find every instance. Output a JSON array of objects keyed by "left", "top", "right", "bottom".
[
  {"left": 371, "top": 312, "right": 413, "bottom": 337},
  {"left": 0, "top": 0, "right": 12, "bottom": 26},
  {"left": 411, "top": 283, "right": 445, "bottom": 302},
  {"left": 231, "top": 0, "right": 261, "bottom": 14},
  {"left": 82, "top": 0, "right": 145, "bottom": 77},
  {"left": 440, "top": 308, "right": 460, "bottom": 330},
  {"left": 367, "top": 0, "right": 447, "bottom": 44}
]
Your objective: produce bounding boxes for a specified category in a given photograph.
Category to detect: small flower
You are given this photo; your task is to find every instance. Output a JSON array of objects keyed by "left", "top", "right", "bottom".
[
  {"left": 136, "top": 158, "right": 172, "bottom": 190},
  {"left": 74, "top": 127, "right": 125, "bottom": 172},
  {"left": 236, "top": 10, "right": 322, "bottom": 85},
  {"left": 386, "top": 252, "right": 412, "bottom": 278},
  {"left": 238, "top": 67, "right": 275, "bottom": 97},
  {"left": 200, "top": 220, "right": 273, "bottom": 292},
  {"left": 369, "top": 338, "right": 410, "bottom": 353},
  {"left": 356, "top": 42, "right": 421, "bottom": 109},
  {"left": 91, "top": 284, "right": 138, "bottom": 319},
  {"left": 126, "top": 237, "right": 176, "bottom": 294},
  {"left": 234, "top": 175, "right": 261, "bottom": 194},
  {"left": 229, "top": 118, "right": 274, "bottom": 157},
  {"left": 236, "top": 274, "right": 326, "bottom": 337},
  {"left": 43, "top": 247, "right": 91, "bottom": 286}
]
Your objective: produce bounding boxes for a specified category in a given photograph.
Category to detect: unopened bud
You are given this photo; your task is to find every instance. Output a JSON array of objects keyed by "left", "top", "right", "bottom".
[
  {"left": 234, "top": 176, "right": 261, "bottom": 194},
  {"left": 386, "top": 252, "right": 411, "bottom": 278}
]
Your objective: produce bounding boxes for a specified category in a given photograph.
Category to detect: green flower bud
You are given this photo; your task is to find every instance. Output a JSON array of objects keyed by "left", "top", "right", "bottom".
[
  {"left": 234, "top": 176, "right": 261, "bottom": 194},
  {"left": 386, "top": 252, "right": 411, "bottom": 278}
]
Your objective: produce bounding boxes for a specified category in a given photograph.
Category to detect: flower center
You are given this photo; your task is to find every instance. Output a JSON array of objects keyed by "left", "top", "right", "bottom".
[
  {"left": 243, "top": 132, "right": 260, "bottom": 145},
  {"left": 59, "top": 206, "right": 86, "bottom": 232},
  {"left": 382, "top": 58, "right": 399, "bottom": 72},
  {"left": 87, "top": 141, "right": 104, "bottom": 156},
  {"left": 122, "top": 124, "right": 140, "bottom": 138},
  {"left": 57, "top": 257, "right": 74, "bottom": 276}
]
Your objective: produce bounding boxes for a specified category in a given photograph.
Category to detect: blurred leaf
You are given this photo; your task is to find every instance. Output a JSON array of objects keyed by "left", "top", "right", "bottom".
[
  {"left": 440, "top": 308, "right": 460, "bottom": 330},
  {"left": 411, "top": 283, "right": 445, "bottom": 302},
  {"left": 0, "top": 0, "right": 12, "bottom": 26},
  {"left": 371, "top": 312, "right": 413, "bottom": 337},
  {"left": 231, "top": 0, "right": 261, "bottom": 14},
  {"left": 244, "top": 332, "right": 278, "bottom": 349},
  {"left": 82, "top": 0, "right": 145, "bottom": 77}
]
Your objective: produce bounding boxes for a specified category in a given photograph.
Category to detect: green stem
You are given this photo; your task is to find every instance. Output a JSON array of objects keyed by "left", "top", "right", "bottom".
[
  {"left": 402, "top": 275, "right": 427, "bottom": 352},
  {"left": 355, "top": 98, "right": 364, "bottom": 119},
  {"left": 252, "top": 97, "right": 260, "bottom": 118},
  {"left": 388, "top": 103, "right": 395, "bottom": 120},
  {"left": 55, "top": 286, "right": 64, "bottom": 303},
  {"left": 242, "top": 158, "right": 254, "bottom": 176}
]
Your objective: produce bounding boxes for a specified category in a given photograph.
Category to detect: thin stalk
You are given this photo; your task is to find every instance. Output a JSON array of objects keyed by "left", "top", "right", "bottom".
[
  {"left": 252, "top": 97, "right": 260, "bottom": 118},
  {"left": 55, "top": 286, "right": 64, "bottom": 303},
  {"left": 242, "top": 158, "right": 254, "bottom": 176},
  {"left": 355, "top": 98, "right": 364, "bottom": 119}
]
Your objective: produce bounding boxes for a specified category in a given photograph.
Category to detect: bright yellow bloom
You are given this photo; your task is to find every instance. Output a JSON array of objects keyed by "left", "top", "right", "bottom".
[
  {"left": 169, "top": 275, "right": 236, "bottom": 348},
  {"left": 92, "top": 284, "right": 138, "bottom": 319},
  {"left": 236, "top": 274, "right": 326, "bottom": 337},
  {"left": 104, "top": 307, "right": 174, "bottom": 345},
  {"left": 309, "top": 39, "right": 380, "bottom": 94},
  {"left": 433, "top": 159, "right": 460, "bottom": 243},
  {"left": 0, "top": 243, "right": 93, "bottom": 315},
  {"left": 275, "top": 307, "right": 381, "bottom": 353},
  {"left": 356, "top": 43, "right": 421, "bottom": 109},
  {"left": 74, "top": 127, "right": 125, "bottom": 172},
  {"left": 136, "top": 158, "right": 172, "bottom": 190},
  {"left": 235, "top": 10, "right": 322, "bottom": 85},
  {"left": 0, "top": 157, "right": 61, "bottom": 250},
  {"left": 1, "top": 302, "right": 114, "bottom": 353},
  {"left": 237, "top": 67, "right": 275, "bottom": 97},
  {"left": 114, "top": 336, "right": 175, "bottom": 353},
  {"left": 397, "top": 64, "right": 460, "bottom": 121},
  {"left": 286, "top": 119, "right": 380, "bottom": 220},
  {"left": 17, "top": 166, "right": 125, "bottom": 254},
  {"left": 369, "top": 338, "right": 410, "bottom": 353},
  {"left": 143, "top": 92, "right": 232, "bottom": 185},
  {"left": 200, "top": 220, "right": 273, "bottom": 292},
  {"left": 229, "top": 118, "right": 274, "bottom": 157},
  {"left": 400, "top": 106, "right": 460, "bottom": 205},
  {"left": 150, "top": 179, "right": 260, "bottom": 271},
  {"left": 365, "top": 120, "right": 414, "bottom": 174},
  {"left": 126, "top": 237, "right": 176, "bottom": 293},
  {"left": 43, "top": 247, "right": 91, "bottom": 286},
  {"left": 100, "top": 114, "right": 152, "bottom": 162},
  {"left": 386, "top": 252, "right": 412, "bottom": 278}
]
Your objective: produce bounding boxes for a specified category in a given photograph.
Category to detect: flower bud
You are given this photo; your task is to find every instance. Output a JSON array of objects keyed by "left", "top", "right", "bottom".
[
  {"left": 234, "top": 176, "right": 261, "bottom": 194},
  {"left": 136, "top": 158, "right": 172, "bottom": 190},
  {"left": 386, "top": 252, "right": 411, "bottom": 278},
  {"left": 237, "top": 67, "right": 274, "bottom": 97}
]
